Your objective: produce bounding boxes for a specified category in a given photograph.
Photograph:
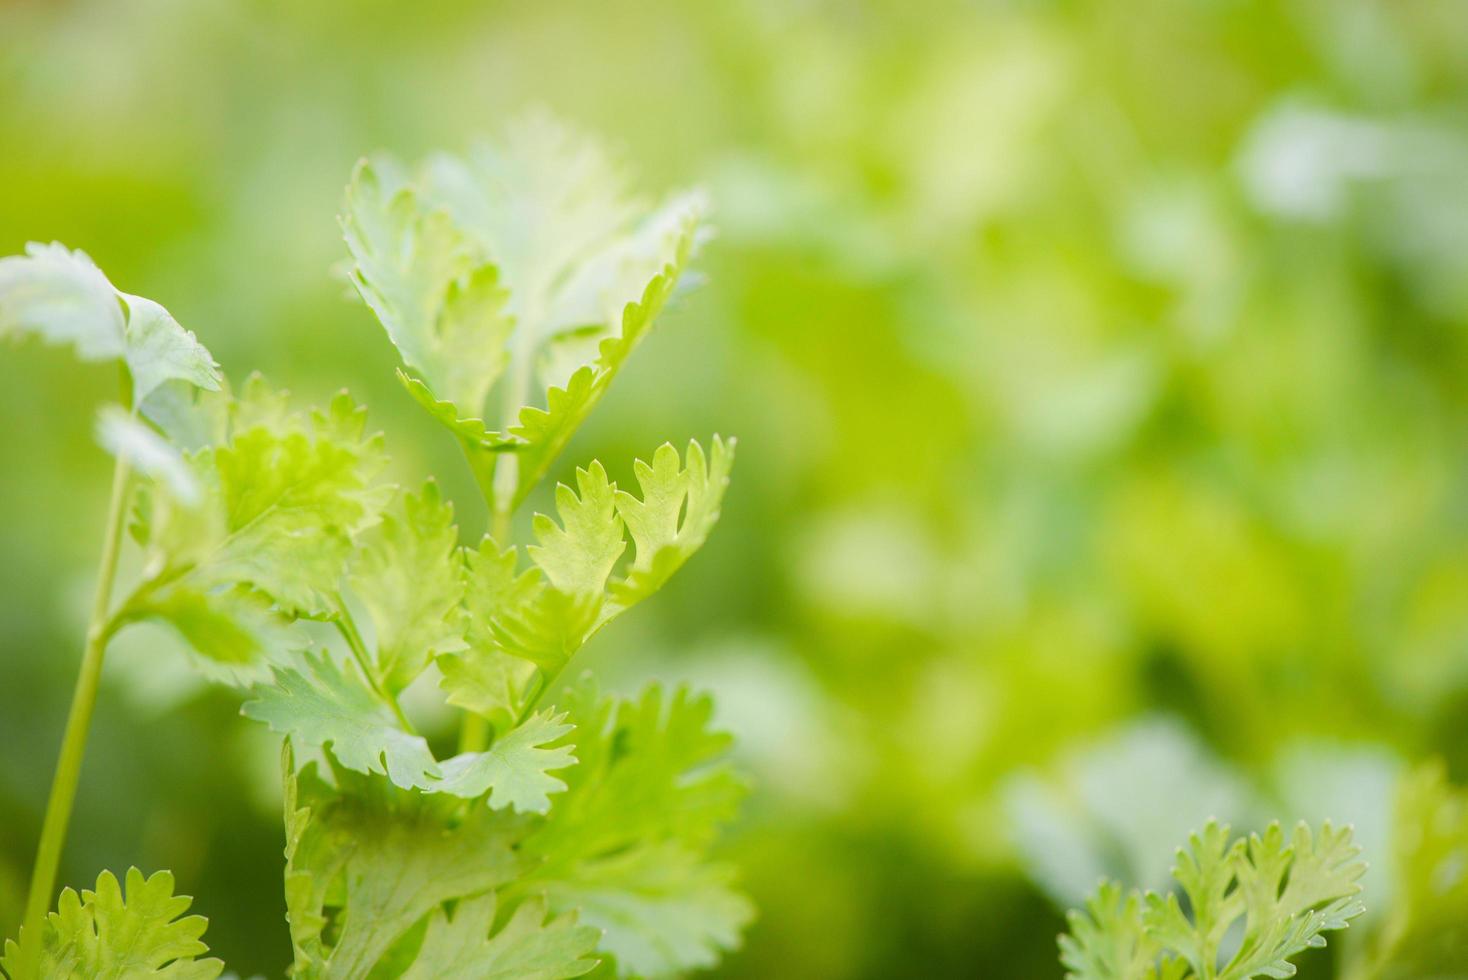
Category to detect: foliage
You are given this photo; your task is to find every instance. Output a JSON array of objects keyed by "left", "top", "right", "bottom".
[
  {"left": 1, "top": 869, "right": 223, "bottom": 980},
  {"left": 0, "top": 117, "right": 746, "bottom": 979},
  {"left": 1061, "top": 821, "right": 1366, "bottom": 980}
]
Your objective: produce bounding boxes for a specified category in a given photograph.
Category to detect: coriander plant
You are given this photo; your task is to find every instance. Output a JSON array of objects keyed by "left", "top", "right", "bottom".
[{"left": 0, "top": 116, "right": 749, "bottom": 979}]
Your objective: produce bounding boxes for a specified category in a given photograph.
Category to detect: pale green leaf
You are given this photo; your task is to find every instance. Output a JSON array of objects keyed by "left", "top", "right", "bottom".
[
  {"left": 119, "top": 293, "right": 222, "bottom": 407},
  {"left": 1063, "top": 821, "right": 1365, "bottom": 980},
  {"left": 347, "top": 481, "right": 467, "bottom": 692},
  {"left": 0, "top": 241, "right": 125, "bottom": 361},
  {"left": 403, "top": 894, "right": 599, "bottom": 980},
  {"left": 608, "top": 437, "right": 734, "bottom": 612},
  {"left": 528, "top": 462, "right": 624, "bottom": 596},
  {"left": 431, "top": 711, "right": 576, "bottom": 814},
  {"left": 96, "top": 405, "right": 201, "bottom": 505},
  {"left": 520, "top": 680, "right": 750, "bottom": 977},
  {"left": 282, "top": 753, "right": 529, "bottom": 980},
  {"left": 1, "top": 868, "right": 223, "bottom": 980},
  {"left": 243, "top": 652, "right": 439, "bottom": 791},
  {"left": 539, "top": 844, "right": 751, "bottom": 980},
  {"left": 0, "top": 243, "right": 221, "bottom": 406},
  {"left": 342, "top": 158, "right": 512, "bottom": 420}
]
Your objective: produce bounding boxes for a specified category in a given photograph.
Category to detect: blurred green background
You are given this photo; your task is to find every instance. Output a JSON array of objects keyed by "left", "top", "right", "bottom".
[{"left": 4, "top": 0, "right": 1468, "bottom": 976}]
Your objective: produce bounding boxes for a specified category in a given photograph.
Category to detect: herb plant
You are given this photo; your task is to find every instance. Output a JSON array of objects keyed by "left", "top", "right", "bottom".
[
  {"left": 0, "top": 117, "right": 749, "bottom": 979},
  {"left": 1060, "top": 821, "right": 1366, "bottom": 980}
]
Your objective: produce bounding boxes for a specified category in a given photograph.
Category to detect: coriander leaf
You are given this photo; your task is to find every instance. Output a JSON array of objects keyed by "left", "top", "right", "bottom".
[
  {"left": 346, "top": 481, "right": 467, "bottom": 693},
  {"left": 1, "top": 868, "right": 223, "bottom": 980},
  {"left": 608, "top": 437, "right": 735, "bottom": 612},
  {"left": 1062, "top": 821, "right": 1365, "bottom": 980},
  {"left": 342, "top": 159, "right": 513, "bottom": 420},
  {"left": 119, "top": 293, "right": 222, "bottom": 406},
  {"left": 96, "top": 405, "right": 201, "bottom": 505},
  {"left": 431, "top": 710, "right": 576, "bottom": 814},
  {"left": 538, "top": 843, "right": 750, "bottom": 980},
  {"left": 0, "top": 243, "right": 221, "bottom": 405},
  {"left": 282, "top": 753, "right": 529, "bottom": 980},
  {"left": 403, "top": 894, "right": 599, "bottom": 980},
  {"left": 123, "top": 377, "right": 390, "bottom": 657},
  {"left": 438, "top": 536, "right": 540, "bottom": 728},
  {"left": 519, "top": 680, "right": 750, "bottom": 976},
  {"left": 1059, "top": 881, "right": 1182, "bottom": 980},
  {"left": 0, "top": 242, "right": 125, "bottom": 361},
  {"left": 114, "top": 583, "right": 290, "bottom": 686},
  {"left": 528, "top": 462, "right": 624, "bottom": 597},
  {"left": 483, "top": 216, "right": 703, "bottom": 510},
  {"left": 343, "top": 116, "right": 708, "bottom": 514},
  {"left": 244, "top": 651, "right": 439, "bottom": 791}
]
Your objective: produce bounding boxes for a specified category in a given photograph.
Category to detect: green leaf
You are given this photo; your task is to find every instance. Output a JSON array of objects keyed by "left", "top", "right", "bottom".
[
  {"left": 528, "top": 462, "right": 624, "bottom": 597},
  {"left": 347, "top": 481, "right": 467, "bottom": 693},
  {"left": 116, "top": 583, "right": 290, "bottom": 686},
  {"left": 521, "top": 680, "right": 750, "bottom": 977},
  {"left": 403, "top": 894, "right": 599, "bottom": 980},
  {"left": 119, "top": 293, "right": 222, "bottom": 406},
  {"left": 243, "top": 651, "right": 440, "bottom": 791},
  {"left": 1, "top": 868, "right": 223, "bottom": 980},
  {"left": 484, "top": 216, "right": 703, "bottom": 510},
  {"left": 1062, "top": 821, "right": 1365, "bottom": 980},
  {"left": 539, "top": 844, "right": 751, "bottom": 980},
  {"left": 608, "top": 437, "right": 735, "bottom": 612},
  {"left": 0, "top": 243, "right": 221, "bottom": 405},
  {"left": 282, "top": 752, "right": 529, "bottom": 980},
  {"left": 0, "top": 242, "right": 125, "bottom": 361},
  {"left": 343, "top": 116, "right": 708, "bottom": 514},
  {"left": 96, "top": 405, "right": 201, "bottom": 505},
  {"left": 342, "top": 159, "right": 513, "bottom": 420},
  {"left": 1059, "top": 881, "right": 1181, "bottom": 980},
  {"left": 431, "top": 711, "right": 577, "bottom": 814},
  {"left": 123, "top": 377, "right": 390, "bottom": 655}
]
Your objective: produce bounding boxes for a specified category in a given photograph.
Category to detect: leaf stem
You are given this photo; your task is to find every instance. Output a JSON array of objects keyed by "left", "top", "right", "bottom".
[
  {"left": 16, "top": 429, "right": 133, "bottom": 977},
  {"left": 455, "top": 496, "right": 515, "bottom": 755},
  {"left": 332, "top": 595, "right": 417, "bottom": 736}
]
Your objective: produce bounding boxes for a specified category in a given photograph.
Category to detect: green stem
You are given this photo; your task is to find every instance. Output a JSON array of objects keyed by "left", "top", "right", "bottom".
[
  {"left": 16, "top": 444, "right": 133, "bottom": 977},
  {"left": 456, "top": 490, "right": 515, "bottom": 755},
  {"left": 332, "top": 596, "right": 416, "bottom": 735}
]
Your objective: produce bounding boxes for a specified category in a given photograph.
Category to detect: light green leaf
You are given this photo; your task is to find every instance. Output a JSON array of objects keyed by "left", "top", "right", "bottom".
[
  {"left": 343, "top": 116, "right": 707, "bottom": 514},
  {"left": 243, "top": 651, "right": 439, "bottom": 791},
  {"left": 431, "top": 711, "right": 576, "bottom": 814},
  {"left": 539, "top": 843, "right": 751, "bottom": 980},
  {"left": 127, "top": 377, "right": 390, "bottom": 627},
  {"left": 1059, "top": 881, "right": 1182, "bottom": 980},
  {"left": 96, "top": 405, "right": 201, "bottom": 505},
  {"left": 282, "top": 753, "right": 529, "bottom": 980},
  {"left": 608, "top": 437, "right": 735, "bottom": 612},
  {"left": 528, "top": 462, "right": 624, "bottom": 596},
  {"left": 403, "top": 894, "right": 599, "bottom": 980},
  {"left": 347, "top": 481, "right": 467, "bottom": 693},
  {"left": 0, "top": 243, "right": 221, "bottom": 406},
  {"left": 1062, "top": 821, "right": 1364, "bottom": 980},
  {"left": 342, "top": 158, "right": 513, "bottom": 420},
  {"left": 114, "top": 583, "right": 289, "bottom": 686},
  {"left": 119, "top": 293, "right": 222, "bottom": 407},
  {"left": 484, "top": 217, "right": 703, "bottom": 510},
  {"left": 0, "top": 241, "right": 125, "bottom": 361},
  {"left": 1, "top": 868, "right": 223, "bottom": 980},
  {"left": 520, "top": 680, "right": 750, "bottom": 977}
]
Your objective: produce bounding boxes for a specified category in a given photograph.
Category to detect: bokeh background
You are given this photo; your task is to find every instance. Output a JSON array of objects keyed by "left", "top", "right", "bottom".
[{"left": 4, "top": 1, "right": 1468, "bottom": 976}]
